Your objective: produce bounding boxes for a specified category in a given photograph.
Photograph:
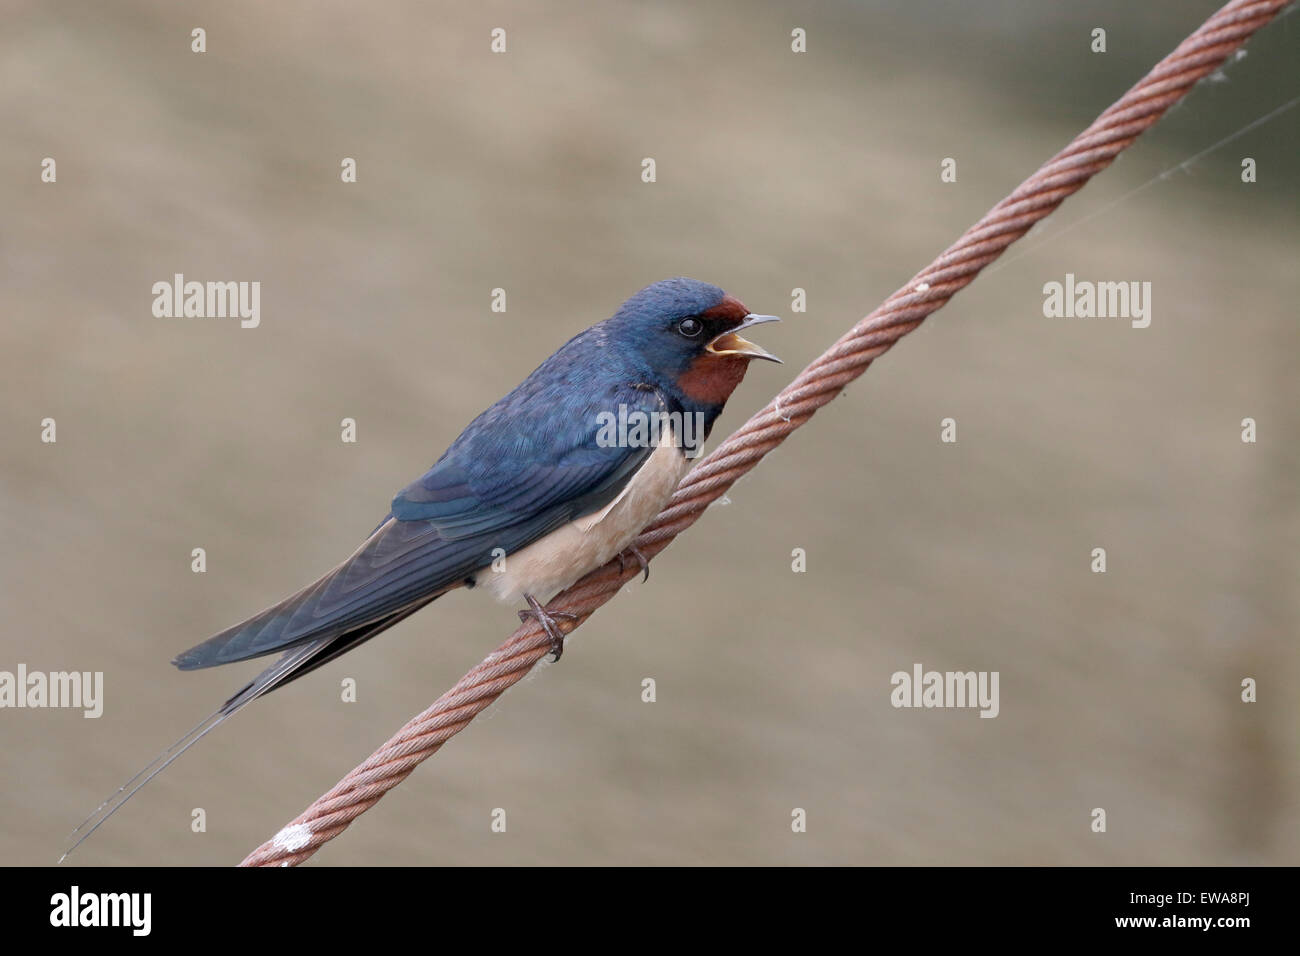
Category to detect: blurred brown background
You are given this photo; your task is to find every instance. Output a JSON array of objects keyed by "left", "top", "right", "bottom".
[{"left": 2, "top": 0, "right": 1296, "bottom": 865}]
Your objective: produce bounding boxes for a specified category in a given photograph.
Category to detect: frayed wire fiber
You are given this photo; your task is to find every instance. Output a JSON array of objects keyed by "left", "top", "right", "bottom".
[{"left": 240, "top": 0, "right": 1290, "bottom": 866}]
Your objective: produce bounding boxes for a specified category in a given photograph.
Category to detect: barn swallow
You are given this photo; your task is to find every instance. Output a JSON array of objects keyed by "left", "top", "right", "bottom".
[{"left": 64, "top": 277, "right": 780, "bottom": 858}]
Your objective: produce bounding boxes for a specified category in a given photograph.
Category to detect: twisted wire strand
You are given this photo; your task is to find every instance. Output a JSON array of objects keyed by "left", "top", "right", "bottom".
[{"left": 241, "top": 0, "right": 1289, "bottom": 866}]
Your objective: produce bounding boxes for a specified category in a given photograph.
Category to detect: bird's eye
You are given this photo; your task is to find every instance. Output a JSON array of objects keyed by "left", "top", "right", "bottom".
[{"left": 677, "top": 318, "right": 703, "bottom": 338}]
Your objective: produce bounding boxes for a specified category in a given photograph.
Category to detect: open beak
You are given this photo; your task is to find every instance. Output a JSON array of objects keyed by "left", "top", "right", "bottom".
[{"left": 706, "top": 313, "right": 782, "bottom": 363}]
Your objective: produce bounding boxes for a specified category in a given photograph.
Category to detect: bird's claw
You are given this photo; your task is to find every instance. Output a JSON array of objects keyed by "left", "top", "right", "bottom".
[
  {"left": 519, "top": 594, "right": 579, "bottom": 661},
  {"left": 616, "top": 546, "right": 650, "bottom": 582}
]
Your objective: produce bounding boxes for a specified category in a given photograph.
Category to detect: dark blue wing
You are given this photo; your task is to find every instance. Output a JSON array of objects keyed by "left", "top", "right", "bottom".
[
  {"left": 175, "top": 379, "right": 669, "bottom": 670},
  {"left": 173, "top": 517, "right": 481, "bottom": 668},
  {"left": 391, "top": 381, "right": 666, "bottom": 541}
]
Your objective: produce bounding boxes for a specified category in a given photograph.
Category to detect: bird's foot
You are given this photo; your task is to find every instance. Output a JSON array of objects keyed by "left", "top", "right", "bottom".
[
  {"left": 519, "top": 593, "right": 579, "bottom": 661},
  {"left": 617, "top": 545, "right": 650, "bottom": 582}
]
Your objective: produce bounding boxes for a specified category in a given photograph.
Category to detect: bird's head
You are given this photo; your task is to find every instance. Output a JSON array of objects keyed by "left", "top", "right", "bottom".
[{"left": 610, "top": 277, "right": 781, "bottom": 406}]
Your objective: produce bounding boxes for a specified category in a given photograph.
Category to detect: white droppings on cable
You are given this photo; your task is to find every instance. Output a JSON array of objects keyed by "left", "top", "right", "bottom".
[{"left": 272, "top": 823, "right": 312, "bottom": 852}]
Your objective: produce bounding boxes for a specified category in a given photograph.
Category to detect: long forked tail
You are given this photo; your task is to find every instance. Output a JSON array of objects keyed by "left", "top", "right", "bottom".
[
  {"left": 60, "top": 594, "right": 440, "bottom": 862},
  {"left": 59, "top": 701, "right": 237, "bottom": 863}
]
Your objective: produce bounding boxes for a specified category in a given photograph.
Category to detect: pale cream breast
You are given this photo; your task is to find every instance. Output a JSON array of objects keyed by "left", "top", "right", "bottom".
[{"left": 480, "top": 430, "right": 691, "bottom": 604}]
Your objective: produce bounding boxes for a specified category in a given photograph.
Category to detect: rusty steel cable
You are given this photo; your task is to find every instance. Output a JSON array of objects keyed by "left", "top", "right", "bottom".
[{"left": 241, "top": 0, "right": 1290, "bottom": 866}]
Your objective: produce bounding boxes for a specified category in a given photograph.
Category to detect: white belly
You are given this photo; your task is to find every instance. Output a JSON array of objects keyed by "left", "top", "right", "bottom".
[{"left": 480, "top": 435, "right": 690, "bottom": 604}]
